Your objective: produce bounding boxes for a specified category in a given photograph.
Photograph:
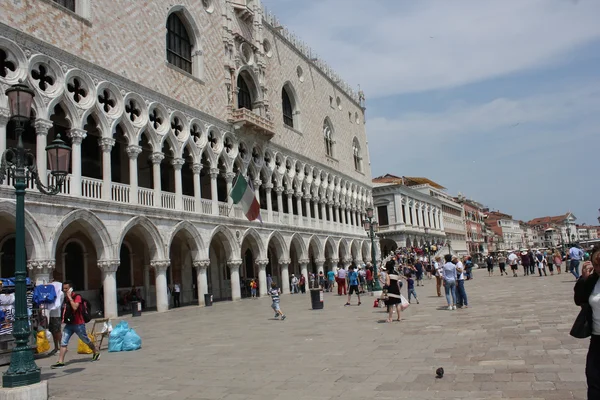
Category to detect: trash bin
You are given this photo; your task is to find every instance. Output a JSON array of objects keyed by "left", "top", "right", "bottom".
[
  {"left": 310, "top": 288, "right": 324, "bottom": 310},
  {"left": 204, "top": 293, "right": 213, "bottom": 307},
  {"left": 130, "top": 301, "right": 142, "bottom": 317}
]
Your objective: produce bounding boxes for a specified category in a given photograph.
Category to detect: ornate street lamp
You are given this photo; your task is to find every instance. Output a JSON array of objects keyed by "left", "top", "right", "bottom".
[
  {"left": 0, "top": 82, "right": 71, "bottom": 387},
  {"left": 363, "top": 206, "right": 381, "bottom": 292}
]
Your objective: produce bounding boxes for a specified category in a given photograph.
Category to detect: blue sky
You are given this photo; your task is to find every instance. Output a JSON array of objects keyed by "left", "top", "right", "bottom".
[{"left": 261, "top": 0, "right": 600, "bottom": 225}]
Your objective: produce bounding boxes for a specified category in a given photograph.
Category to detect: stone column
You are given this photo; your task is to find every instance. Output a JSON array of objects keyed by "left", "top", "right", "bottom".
[
  {"left": 279, "top": 259, "right": 290, "bottom": 294},
  {"left": 34, "top": 119, "right": 53, "bottom": 187},
  {"left": 439, "top": 211, "right": 445, "bottom": 231},
  {"left": 330, "top": 258, "right": 339, "bottom": 272},
  {"left": 143, "top": 265, "right": 150, "bottom": 305},
  {"left": 253, "top": 179, "right": 262, "bottom": 202},
  {"left": 275, "top": 186, "right": 284, "bottom": 216},
  {"left": 68, "top": 128, "right": 87, "bottom": 197},
  {"left": 210, "top": 168, "right": 219, "bottom": 214},
  {"left": 320, "top": 200, "right": 327, "bottom": 224},
  {"left": 27, "top": 260, "right": 55, "bottom": 286},
  {"left": 313, "top": 199, "right": 319, "bottom": 222},
  {"left": 350, "top": 208, "right": 355, "bottom": 226},
  {"left": 151, "top": 260, "right": 170, "bottom": 312},
  {"left": 227, "top": 260, "right": 242, "bottom": 301},
  {"left": 264, "top": 183, "right": 273, "bottom": 221},
  {"left": 257, "top": 259, "right": 268, "bottom": 297},
  {"left": 411, "top": 204, "right": 417, "bottom": 227},
  {"left": 286, "top": 189, "right": 294, "bottom": 218},
  {"left": 98, "top": 260, "right": 120, "bottom": 319},
  {"left": 126, "top": 145, "right": 142, "bottom": 204},
  {"left": 304, "top": 195, "right": 312, "bottom": 219},
  {"left": 224, "top": 172, "right": 235, "bottom": 206},
  {"left": 0, "top": 108, "right": 9, "bottom": 158},
  {"left": 295, "top": 192, "right": 303, "bottom": 226},
  {"left": 315, "top": 258, "right": 325, "bottom": 274},
  {"left": 194, "top": 260, "right": 210, "bottom": 306},
  {"left": 299, "top": 259, "right": 309, "bottom": 283},
  {"left": 150, "top": 152, "right": 164, "bottom": 207},
  {"left": 192, "top": 163, "right": 202, "bottom": 212},
  {"left": 99, "top": 137, "right": 115, "bottom": 200},
  {"left": 172, "top": 157, "right": 185, "bottom": 210}
]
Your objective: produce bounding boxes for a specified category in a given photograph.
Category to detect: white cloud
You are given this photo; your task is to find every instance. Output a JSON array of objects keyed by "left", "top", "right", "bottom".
[{"left": 262, "top": 0, "right": 600, "bottom": 97}]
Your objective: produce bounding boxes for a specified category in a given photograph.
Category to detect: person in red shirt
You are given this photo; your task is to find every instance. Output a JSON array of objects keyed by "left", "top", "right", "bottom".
[
  {"left": 51, "top": 281, "right": 99, "bottom": 368},
  {"left": 366, "top": 265, "right": 373, "bottom": 292}
]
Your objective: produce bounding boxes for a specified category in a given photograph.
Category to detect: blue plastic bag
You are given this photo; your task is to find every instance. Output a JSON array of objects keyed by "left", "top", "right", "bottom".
[
  {"left": 108, "top": 321, "right": 129, "bottom": 352},
  {"left": 122, "top": 328, "right": 141, "bottom": 351}
]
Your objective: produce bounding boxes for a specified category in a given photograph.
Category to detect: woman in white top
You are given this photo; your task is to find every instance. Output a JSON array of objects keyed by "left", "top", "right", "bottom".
[
  {"left": 574, "top": 246, "right": 600, "bottom": 399},
  {"left": 434, "top": 256, "right": 443, "bottom": 297}
]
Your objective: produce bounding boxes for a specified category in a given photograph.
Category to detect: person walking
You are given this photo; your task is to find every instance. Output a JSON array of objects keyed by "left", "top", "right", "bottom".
[
  {"left": 442, "top": 254, "right": 458, "bottom": 310},
  {"left": 535, "top": 250, "right": 547, "bottom": 277},
  {"left": 486, "top": 255, "right": 494, "bottom": 277},
  {"left": 384, "top": 260, "right": 402, "bottom": 322},
  {"left": 290, "top": 275, "right": 299, "bottom": 294},
  {"left": 299, "top": 274, "right": 306, "bottom": 294},
  {"left": 173, "top": 282, "right": 181, "bottom": 307},
  {"left": 48, "top": 279, "right": 64, "bottom": 356},
  {"left": 336, "top": 267, "right": 347, "bottom": 296},
  {"left": 269, "top": 282, "right": 286, "bottom": 320},
  {"left": 508, "top": 251, "right": 519, "bottom": 277},
  {"left": 455, "top": 257, "right": 469, "bottom": 308},
  {"left": 573, "top": 247, "right": 600, "bottom": 399},
  {"left": 434, "top": 256, "right": 443, "bottom": 297},
  {"left": 546, "top": 250, "right": 555, "bottom": 275},
  {"left": 554, "top": 250, "right": 563, "bottom": 274},
  {"left": 528, "top": 250, "right": 536, "bottom": 275},
  {"left": 250, "top": 279, "right": 258, "bottom": 298},
  {"left": 405, "top": 273, "right": 419, "bottom": 304},
  {"left": 51, "top": 281, "right": 99, "bottom": 368},
  {"left": 414, "top": 259, "right": 424, "bottom": 286},
  {"left": 327, "top": 268, "right": 335, "bottom": 293},
  {"left": 570, "top": 245, "right": 584, "bottom": 280},
  {"left": 366, "top": 265, "right": 373, "bottom": 292},
  {"left": 344, "top": 266, "right": 361, "bottom": 306},
  {"left": 521, "top": 251, "right": 531, "bottom": 276},
  {"left": 498, "top": 253, "right": 507, "bottom": 276}
]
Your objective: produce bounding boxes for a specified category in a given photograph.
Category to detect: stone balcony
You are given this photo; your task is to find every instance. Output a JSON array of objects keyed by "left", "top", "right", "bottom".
[
  {"left": 228, "top": 108, "right": 276, "bottom": 139},
  {"left": 0, "top": 172, "right": 364, "bottom": 236}
]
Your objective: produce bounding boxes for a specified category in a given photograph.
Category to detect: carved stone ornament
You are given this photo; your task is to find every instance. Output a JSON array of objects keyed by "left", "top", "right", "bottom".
[
  {"left": 193, "top": 260, "right": 210, "bottom": 269},
  {"left": 27, "top": 260, "right": 56, "bottom": 272},
  {"left": 97, "top": 260, "right": 120, "bottom": 273},
  {"left": 150, "top": 260, "right": 170, "bottom": 271}
]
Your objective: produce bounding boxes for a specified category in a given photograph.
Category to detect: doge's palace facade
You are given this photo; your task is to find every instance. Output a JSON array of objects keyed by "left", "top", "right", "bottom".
[{"left": 0, "top": 0, "right": 374, "bottom": 317}]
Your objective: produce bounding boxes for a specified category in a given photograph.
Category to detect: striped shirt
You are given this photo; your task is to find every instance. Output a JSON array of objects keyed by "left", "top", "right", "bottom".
[{"left": 269, "top": 288, "right": 280, "bottom": 303}]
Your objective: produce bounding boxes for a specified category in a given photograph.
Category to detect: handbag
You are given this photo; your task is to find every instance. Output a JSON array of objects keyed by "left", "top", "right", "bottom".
[{"left": 570, "top": 305, "right": 592, "bottom": 339}]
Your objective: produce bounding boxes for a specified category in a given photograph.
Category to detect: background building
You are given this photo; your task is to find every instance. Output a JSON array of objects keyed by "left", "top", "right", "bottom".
[
  {"left": 371, "top": 174, "right": 445, "bottom": 255},
  {"left": 0, "top": 0, "right": 374, "bottom": 317},
  {"left": 485, "top": 211, "right": 523, "bottom": 251},
  {"left": 456, "top": 196, "right": 487, "bottom": 257}
]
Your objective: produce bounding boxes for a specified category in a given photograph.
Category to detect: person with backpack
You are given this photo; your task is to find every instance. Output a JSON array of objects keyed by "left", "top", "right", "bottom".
[
  {"left": 51, "top": 281, "right": 99, "bottom": 368},
  {"left": 535, "top": 250, "right": 547, "bottom": 277}
]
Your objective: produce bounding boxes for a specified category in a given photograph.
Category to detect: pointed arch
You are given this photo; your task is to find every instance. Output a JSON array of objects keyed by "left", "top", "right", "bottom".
[
  {"left": 47, "top": 98, "right": 78, "bottom": 129},
  {"left": 117, "top": 216, "right": 165, "bottom": 261},
  {"left": 289, "top": 233, "right": 308, "bottom": 260},
  {"left": 240, "top": 227, "right": 266, "bottom": 260},
  {"left": 266, "top": 231, "right": 288, "bottom": 261},
  {"left": 308, "top": 235, "right": 324, "bottom": 260},
  {"left": 324, "top": 237, "right": 338, "bottom": 258},
  {"left": 349, "top": 239, "right": 360, "bottom": 261},
  {"left": 166, "top": 5, "right": 205, "bottom": 79},
  {"left": 50, "top": 209, "right": 113, "bottom": 261},
  {"left": 0, "top": 201, "right": 46, "bottom": 260},
  {"left": 160, "top": 131, "right": 182, "bottom": 158},
  {"left": 338, "top": 239, "right": 350, "bottom": 260},
  {"left": 209, "top": 225, "right": 239, "bottom": 260},
  {"left": 167, "top": 221, "right": 206, "bottom": 261}
]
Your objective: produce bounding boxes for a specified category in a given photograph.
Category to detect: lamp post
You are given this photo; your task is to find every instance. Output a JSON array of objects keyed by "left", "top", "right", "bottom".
[
  {"left": 0, "top": 82, "right": 71, "bottom": 388},
  {"left": 363, "top": 207, "right": 381, "bottom": 292}
]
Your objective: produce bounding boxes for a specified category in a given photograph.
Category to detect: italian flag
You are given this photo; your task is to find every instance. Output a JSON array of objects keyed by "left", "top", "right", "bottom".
[{"left": 230, "top": 174, "right": 262, "bottom": 222}]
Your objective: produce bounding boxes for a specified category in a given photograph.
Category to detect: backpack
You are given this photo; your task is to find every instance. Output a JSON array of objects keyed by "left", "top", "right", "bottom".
[
  {"left": 63, "top": 295, "right": 92, "bottom": 324},
  {"left": 33, "top": 284, "right": 57, "bottom": 304},
  {"left": 81, "top": 297, "right": 92, "bottom": 323},
  {"left": 536, "top": 253, "right": 543, "bottom": 262}
]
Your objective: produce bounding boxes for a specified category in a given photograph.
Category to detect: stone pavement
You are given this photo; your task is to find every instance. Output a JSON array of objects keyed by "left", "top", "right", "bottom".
[{"left": 4, "top": 270, "right": 589, "bottom": 400}]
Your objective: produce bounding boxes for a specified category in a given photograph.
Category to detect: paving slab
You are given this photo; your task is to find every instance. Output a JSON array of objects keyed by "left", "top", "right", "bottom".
[{"left": 1, "top": 271, "right": 589, "bottom": 399}]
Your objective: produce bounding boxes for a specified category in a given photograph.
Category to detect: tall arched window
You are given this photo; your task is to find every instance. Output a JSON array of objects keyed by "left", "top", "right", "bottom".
[
  {"left": 166, "top": 13, "right": 193, "bottom": 73},
  {"left": 237, "top": 75, "right": 253, "bottom": 110},
  {"left": 323, "top": 119, "right": 334, "bottom": 157},
  {"left": 282, "top": 88, "right": 294, "bottom": 128},
  {"left": 353, "top": 138, "right": 362, "bottom": 171},
  {"left": 53, "top": 0, "right": 75, "bottom": 11}
]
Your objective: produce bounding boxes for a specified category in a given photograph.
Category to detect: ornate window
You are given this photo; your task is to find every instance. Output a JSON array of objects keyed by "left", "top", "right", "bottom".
[
  {"left": 53, "top": 0, "right": 75, "bottom": 11},
  {"left": 237, "top": 75, "right": 253, "bottom": 110},
  {"left": 352, "top": 137, "right": 362, "bottom": 172},
  {"left": 323, "top": 119, "right": 334, "bottom": 157},
  {"left": 282, "top": 88, "right": 294, "bottom": 128},
  {"left": 166, "top": 13, "right": 192, "bottom": 73}
]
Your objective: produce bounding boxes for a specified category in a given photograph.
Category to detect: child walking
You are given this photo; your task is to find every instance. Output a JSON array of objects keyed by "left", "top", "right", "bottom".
[
  {"left": 250, "top": 279, "right": 257, "bottom": 298},
  {"left": 405, "top": 274, "right": 419, "bottom": 304},
  {"left": 269, "top": 282, "right": 286, "bottom": 320}
]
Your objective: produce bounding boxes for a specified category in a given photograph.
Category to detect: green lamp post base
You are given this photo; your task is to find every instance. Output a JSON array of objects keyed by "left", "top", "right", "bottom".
[{"left": 3, "top": 361, "right": 41, "bottom": 388}]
